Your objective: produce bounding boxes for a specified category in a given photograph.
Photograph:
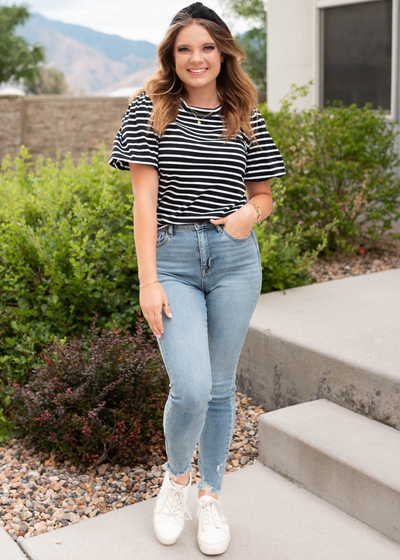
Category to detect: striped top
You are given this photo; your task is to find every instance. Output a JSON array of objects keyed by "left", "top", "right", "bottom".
[{"left": 108, "top": 91, "right": 286, "bottom": 227}]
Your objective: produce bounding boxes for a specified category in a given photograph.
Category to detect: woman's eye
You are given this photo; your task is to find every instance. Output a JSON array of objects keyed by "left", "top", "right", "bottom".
[{"left": 177, "top": 46, "right": 215, "bottom": 52}]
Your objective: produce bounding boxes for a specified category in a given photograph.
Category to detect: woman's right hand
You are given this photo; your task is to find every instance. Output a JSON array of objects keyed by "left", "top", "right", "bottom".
[{"left": 140, "top": 283, "right": 172, "bottom": 338}]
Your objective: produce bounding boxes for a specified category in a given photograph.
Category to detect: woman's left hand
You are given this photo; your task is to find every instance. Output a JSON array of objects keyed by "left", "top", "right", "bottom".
[{"left": 210, "top": 205, "right": 255, "bottom": 239}]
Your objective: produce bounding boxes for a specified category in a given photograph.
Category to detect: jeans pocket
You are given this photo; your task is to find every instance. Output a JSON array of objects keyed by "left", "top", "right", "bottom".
[
  {"left": 156, "top": 228, "right": 169, "bottom": 248},
  {"left": 222, "top": 224, "right": 252, "bottom": 242}
]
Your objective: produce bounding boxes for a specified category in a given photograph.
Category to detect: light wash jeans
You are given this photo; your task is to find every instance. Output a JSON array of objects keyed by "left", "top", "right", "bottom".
[{"left": 155, "top": 220, "right": 262, "bottom": 495}]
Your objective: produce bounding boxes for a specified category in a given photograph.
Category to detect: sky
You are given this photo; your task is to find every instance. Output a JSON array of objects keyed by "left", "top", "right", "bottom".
[{"left": 2, "top": 0, "right": 267, "bottom": 44}]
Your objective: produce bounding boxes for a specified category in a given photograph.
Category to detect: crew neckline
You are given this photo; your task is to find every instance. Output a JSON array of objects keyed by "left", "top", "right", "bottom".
[{"left": 181, "top": 98, "right": 222, "bottom": 112}]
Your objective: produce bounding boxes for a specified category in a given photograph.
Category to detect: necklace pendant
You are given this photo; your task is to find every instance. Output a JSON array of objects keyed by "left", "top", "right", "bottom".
[{"left": 197, "top": 120, "right": 201, "bottom": 125}]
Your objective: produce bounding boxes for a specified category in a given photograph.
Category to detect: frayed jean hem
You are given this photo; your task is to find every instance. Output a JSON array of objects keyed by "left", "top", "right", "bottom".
[
  {"left": 197, "top": 478, "right": 220, "bottom": 496},
  {"left": 162, "top": 460, "right": 194, "bottom": 479}
]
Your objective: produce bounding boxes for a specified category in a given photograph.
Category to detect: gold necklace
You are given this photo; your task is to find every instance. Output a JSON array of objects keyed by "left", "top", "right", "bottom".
[{"left": 187, "top": 106, "right": 216, "bottom": 125}]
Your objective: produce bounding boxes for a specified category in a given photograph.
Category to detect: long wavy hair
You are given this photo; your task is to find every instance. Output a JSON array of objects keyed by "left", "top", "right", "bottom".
[{"left": 128, "top": 16, "right": 260, "bottom": 145}]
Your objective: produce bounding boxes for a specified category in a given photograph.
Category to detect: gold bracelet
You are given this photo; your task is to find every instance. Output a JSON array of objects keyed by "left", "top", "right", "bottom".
[
  {"left": 139, "top": 279, "right": 160, "bottom": 289},
  {"left": 246, "top": 201, "right": 262, "bottom": 222}
]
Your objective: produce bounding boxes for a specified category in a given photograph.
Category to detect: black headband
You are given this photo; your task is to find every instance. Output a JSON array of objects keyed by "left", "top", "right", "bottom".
[{"left": 170, "top": 2, "right": 230, "bottom": 32}]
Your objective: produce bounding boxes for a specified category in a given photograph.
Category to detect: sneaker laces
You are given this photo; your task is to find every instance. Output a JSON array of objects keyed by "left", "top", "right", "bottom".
[
  {"left": 161, "top": 488, "right": 192, "bottom": 521},
  {"left": 200, "top": 500, "right": 225, "bottom": 529}
]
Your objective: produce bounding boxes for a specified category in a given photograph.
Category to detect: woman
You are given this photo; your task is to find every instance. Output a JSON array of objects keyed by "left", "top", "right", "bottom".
[{"left": 108, "top": 2, "right": 285, "bottom": 555}]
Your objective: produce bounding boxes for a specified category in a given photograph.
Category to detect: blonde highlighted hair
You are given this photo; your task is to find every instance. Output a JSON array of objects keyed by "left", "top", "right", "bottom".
[{"left": 128, "top": 17, "right": 260, "bottom": 145}]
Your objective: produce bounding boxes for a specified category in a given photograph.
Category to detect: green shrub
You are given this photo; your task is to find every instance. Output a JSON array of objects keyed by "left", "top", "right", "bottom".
[
  {"left": 261, "top": 82, "right": 400, "bottom": 253},
  {"left": 0, "top": 144, "right": 142, "bottom": 443},
  {"left": 0, "top": 144, "right": 140, "bottom": 385},
  {"left": 0, "top": 140, "right": 328, "bottom": 444},
  {"left": 6, "top": 314, "right": 169, "bottom": 467},
  {"left": 254, "top": 179, "right": 331, "bottom": 293}
]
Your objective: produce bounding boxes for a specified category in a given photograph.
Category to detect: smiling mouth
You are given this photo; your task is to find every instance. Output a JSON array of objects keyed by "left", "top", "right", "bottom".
[{"left": 187, "top": 68, "right": 208, "bottom": 74}]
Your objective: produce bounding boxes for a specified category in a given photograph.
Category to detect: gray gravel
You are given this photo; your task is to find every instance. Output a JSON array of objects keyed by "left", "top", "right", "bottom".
[{"left": 0, "top": 392, "right": 264, "bottom": 541}]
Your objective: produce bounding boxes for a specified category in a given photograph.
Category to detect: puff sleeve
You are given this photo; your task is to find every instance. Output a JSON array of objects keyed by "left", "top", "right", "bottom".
[
  {"left": 244, "top": 109, "right": 286, "bottom": 181},
  {"left": 108, "top": 92, "right": 159, "bottom": 172}
]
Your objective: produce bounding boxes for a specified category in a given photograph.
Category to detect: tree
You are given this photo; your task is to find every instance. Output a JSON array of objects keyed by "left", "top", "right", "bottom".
[
  {"left": 0, "top": 4, "right": 45, "bottom": 86},
  {"left": 23, "top": 66, "right": 70, "bottom": 95},
  {"left": 220, "top": 0, "right": 267, "bottom": 92}
]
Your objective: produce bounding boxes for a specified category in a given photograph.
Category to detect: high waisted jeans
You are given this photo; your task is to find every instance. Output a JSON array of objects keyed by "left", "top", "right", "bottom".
[{"left": 155, "top": 220, "right": 262, "bottom": 495}]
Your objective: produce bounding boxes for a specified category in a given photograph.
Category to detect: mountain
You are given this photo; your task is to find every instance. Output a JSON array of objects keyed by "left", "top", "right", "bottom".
[{"left": 15, "top": 12, "right": 159, "bottom": 95}]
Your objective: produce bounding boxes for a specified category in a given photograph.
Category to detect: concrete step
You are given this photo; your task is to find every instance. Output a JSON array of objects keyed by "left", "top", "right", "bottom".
[
  {"left": 237, "top": 269, "right": 400, "bottom": 429},
  {"left": 19, "top": 460, "right": 400, "bottom": 560},
  {"left": 259, "top": 398, "right": 400, "bottom": 545}
]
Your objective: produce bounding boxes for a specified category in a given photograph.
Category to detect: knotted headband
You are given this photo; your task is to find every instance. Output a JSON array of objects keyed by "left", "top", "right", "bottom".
[{"left": 169, "top": 2, "right": 230, "bottom": 32}]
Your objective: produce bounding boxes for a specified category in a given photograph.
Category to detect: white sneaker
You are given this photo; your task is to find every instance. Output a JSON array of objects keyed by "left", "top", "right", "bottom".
[
  {"left": 153, "top": 469, "right": 193, "bottom": 545},
  {"left": 196, "top": 495, "right": 231, "bottom": 555}
]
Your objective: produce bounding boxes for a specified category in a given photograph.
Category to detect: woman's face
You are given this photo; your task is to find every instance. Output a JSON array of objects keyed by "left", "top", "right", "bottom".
[{"left": 173, "top": 24, "right": 225, "bottom": 93}]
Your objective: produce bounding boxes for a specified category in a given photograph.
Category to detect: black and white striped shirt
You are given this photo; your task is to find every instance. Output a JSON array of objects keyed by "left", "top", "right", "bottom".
[{"left": 108, "top": 91, "right": 286, "bottom": 227}]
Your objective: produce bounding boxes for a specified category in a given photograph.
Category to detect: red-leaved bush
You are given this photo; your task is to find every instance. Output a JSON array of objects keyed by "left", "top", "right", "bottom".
[{"left": 6, "top": 313, "right": 169, "bottom": 467}]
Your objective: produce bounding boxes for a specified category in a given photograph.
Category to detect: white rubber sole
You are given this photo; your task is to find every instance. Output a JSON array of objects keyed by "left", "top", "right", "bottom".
[
  {"left": 153, "top": 501, "right": 183, "bottom": 546},
  {"left": 197, "top": 533, "right": 231, "bottom": 555},
  {"left": 154, "top": 529, "right": 181, "bottom": 546}
]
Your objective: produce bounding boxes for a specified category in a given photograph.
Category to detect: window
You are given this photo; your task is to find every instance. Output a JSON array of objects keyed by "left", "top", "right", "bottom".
[{"left": 320, "top": 0, "right": 393, "bottom": 114}]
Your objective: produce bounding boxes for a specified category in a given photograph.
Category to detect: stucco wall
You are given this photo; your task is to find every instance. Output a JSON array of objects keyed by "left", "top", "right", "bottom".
[{"left": 268, "top": 0, "right": 317, "bottom": 112}]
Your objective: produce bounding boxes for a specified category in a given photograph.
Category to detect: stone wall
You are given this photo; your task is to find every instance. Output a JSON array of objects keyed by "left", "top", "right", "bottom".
[
  {"left": 0, "top": 95, "right": 130, "bottom": 163},
  {"left": 0, "top": 96, "right": 24, "bottom": 160},
  {"left": 0, "top": 91, "right": 267, "bottom": 164}
]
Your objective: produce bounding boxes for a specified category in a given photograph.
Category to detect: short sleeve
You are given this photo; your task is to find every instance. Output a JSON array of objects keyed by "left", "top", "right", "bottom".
[
  {"left": 108, "top": 92, "right": 159, "bottom": 172},
  {"left": 244, "top": 109, "right": 286, "bottom": 181}
]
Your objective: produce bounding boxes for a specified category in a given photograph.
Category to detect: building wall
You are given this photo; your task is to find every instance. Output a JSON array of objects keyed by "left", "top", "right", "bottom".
[
  {"left": 0, "top": 95, "right": 130, "bottom": 163},
  {"left": 268, "top": 0, "right": 317, "bottom": 111}
]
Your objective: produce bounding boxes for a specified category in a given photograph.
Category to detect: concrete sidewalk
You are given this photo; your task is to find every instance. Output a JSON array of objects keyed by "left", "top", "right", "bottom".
[
  {"left": 2, "top": 460, "right": 395, "bottom": 560},
  {"left": 0, "top": 527, "right": 27, "bottom": 559}
]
